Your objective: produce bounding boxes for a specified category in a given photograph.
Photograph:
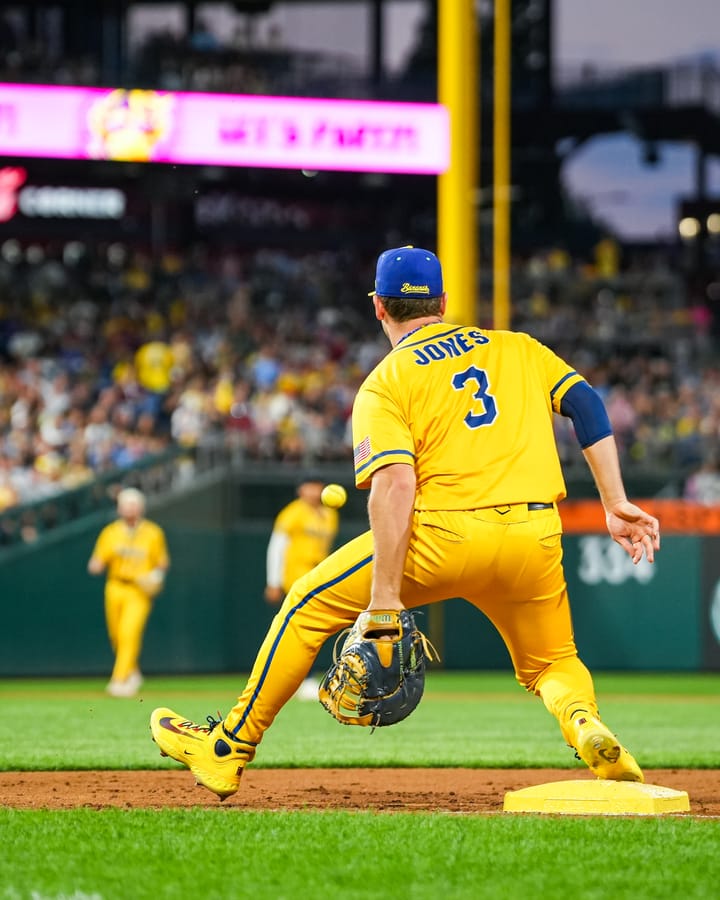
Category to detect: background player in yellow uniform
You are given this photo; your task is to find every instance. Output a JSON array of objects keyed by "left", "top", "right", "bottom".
[
  {"left": 89, "top": 487, "right": 170, "bottom": 697},
  {"left": 265, "top": 475, "right": 339, "bottom": 699},
  {"left": 151, "top": 246, "right": 660, "bottom": 800}
]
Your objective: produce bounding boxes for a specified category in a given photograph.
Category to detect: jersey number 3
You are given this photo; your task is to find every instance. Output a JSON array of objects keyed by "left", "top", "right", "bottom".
[{"left": 452, "top": 365, "right": 498, "bottom": 429}]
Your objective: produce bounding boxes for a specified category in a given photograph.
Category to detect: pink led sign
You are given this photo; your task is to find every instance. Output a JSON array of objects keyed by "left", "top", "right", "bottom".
[{"left": 0, "top": 83, "right": 449, "bottom": 175}]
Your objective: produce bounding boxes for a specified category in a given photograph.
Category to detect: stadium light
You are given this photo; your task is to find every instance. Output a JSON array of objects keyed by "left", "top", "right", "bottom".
[{"left": 678, "top": 217, "right": 701, "bottom": 239}]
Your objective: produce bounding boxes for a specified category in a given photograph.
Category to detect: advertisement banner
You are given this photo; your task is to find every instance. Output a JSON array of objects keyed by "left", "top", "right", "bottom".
[
  {"left": 0, "top": 166, "right": 126, "bottom": 222},
  {"left": 560, "top": 499, "right": 720, "bottom": 534},
  {"left": 0, "top": 83, "right": 449, "bottom": 175},
  {"left": 0, "top": 163, "right": 185, "bottom": 241},
  {"left": 563, "top": 535, "right": 702, "bottom": 670}
]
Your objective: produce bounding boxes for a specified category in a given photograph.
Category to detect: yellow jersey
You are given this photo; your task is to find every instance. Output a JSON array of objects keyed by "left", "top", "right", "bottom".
[
  {"left": 134, "top": 341, "right": 174, "bottom": 393},
  {"left": 92, "top": 519, "right": 169, "bottom": 584},
  {"left": 273, "top": 499, "right": 339, "bottom": 591},
  {"left": 351, "top": 323, "right": 585, "bottom": 509}
]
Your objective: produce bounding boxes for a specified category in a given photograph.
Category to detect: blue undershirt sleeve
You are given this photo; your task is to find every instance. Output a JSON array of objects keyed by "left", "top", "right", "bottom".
[{"left": 559, "top": 381, "right": 613, "bottom": 449}]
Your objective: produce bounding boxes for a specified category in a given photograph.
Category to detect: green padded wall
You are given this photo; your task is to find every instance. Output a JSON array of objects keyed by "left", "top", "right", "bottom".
[{"left": 1, "top": 471, "right": 716, "bottom": 675}]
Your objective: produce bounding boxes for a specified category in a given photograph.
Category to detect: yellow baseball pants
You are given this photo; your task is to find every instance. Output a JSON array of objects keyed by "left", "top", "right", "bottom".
[
  {"left": 104, "top": 581, "right": 152, "bottom": 682},
  {"left": 224, "top": 504, "right": 598, "bottom": 761}
]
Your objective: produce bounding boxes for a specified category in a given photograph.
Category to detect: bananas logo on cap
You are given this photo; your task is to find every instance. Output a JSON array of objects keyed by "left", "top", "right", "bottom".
[
  {"left": 400, "top": 282, "right": 431, "bottom": 294},
  {"left": 369, "top": 246, "right": 443, "bottom": 299}
]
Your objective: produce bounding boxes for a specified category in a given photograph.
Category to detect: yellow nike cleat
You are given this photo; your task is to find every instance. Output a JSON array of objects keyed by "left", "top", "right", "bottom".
[
  {"left": 150, "top": 707, "right": 251, "bottom": 800},
  {"left": 570, "top": 712, "right": 644, "bottom": 783}
]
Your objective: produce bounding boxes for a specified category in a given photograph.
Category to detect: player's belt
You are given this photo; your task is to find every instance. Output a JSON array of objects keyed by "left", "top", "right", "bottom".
[{"left": 527, "top": 502, "right": 554, "bottom": 511}]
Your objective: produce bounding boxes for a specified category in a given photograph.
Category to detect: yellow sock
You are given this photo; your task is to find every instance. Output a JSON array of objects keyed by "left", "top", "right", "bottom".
[{"left": 532, "top": 656, "right": 599, "bottom": 746}]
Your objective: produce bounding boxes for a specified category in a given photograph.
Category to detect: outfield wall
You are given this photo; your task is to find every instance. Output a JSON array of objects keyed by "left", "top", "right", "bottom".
[{"left": 2, "top": 481, "right": 719, "bottom": 676}]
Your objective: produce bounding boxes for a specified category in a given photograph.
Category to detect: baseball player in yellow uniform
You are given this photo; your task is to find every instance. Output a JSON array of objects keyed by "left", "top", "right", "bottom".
[
  {"left": 89, "top": 488, "right": 169, "bottom": 697},
  {"left": 152, "top": 246, "right": 660, "bottom": 800},
  {"left": 265, "top": 475, "right": 339, "bottom": 700},
  {"left": 264, "top": 476, "right": 339, "bottom": 605}
]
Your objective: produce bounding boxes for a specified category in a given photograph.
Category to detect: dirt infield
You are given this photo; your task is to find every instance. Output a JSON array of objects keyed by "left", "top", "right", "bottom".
[{"left": 2, "top": 769, "right": 718, "bottom": 814}]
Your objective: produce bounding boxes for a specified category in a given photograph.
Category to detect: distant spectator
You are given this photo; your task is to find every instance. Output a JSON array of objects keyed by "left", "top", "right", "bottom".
[
  {"left": 134, "top": 337, "right": 174, "bottom": 416},
  {"left": 684, "top": 457, "right": 720, "bottom": 505},
  {"left": 189, "top": 18, "right": 221, "bottom": 52},
  {"left": 0, "top": 456, "right": 20, "bottom": 511}
]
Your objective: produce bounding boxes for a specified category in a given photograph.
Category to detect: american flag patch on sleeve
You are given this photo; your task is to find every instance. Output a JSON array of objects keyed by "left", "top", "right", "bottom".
[{"left": 353, "top": 436, "right": 372, "bottom": 467}]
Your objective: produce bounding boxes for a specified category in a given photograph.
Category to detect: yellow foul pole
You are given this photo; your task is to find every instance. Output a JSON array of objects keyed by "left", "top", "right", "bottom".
[
  {"left": 493, "top": 0, "right": 511, "bottom": 329},
  {"left": 437, "top": 0, "right": 478, "bottom": 325}
]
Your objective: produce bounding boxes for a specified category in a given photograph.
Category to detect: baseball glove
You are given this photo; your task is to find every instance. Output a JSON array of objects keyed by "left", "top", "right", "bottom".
[{"left": 319, "top": 608, "right": 437, "bottom": 728}]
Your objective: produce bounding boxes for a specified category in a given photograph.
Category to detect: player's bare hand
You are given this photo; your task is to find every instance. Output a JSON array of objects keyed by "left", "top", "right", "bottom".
[
  {"left": 264, "top": 586, "right": 284, "bottom": 605},
  {"left": 605, "top": 501, "right": 660, "bottom": 564}
]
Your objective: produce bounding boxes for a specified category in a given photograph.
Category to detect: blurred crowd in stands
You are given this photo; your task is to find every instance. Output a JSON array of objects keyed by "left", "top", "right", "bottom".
[
  {"left": 1, "top": 237, "right": 720, "bottom": 515},
  {"left": 0, "top": 239, "right": 384, "bottom": 513},
  {"left": 510, "top": 244, "right": 720, "bottom": 496}
]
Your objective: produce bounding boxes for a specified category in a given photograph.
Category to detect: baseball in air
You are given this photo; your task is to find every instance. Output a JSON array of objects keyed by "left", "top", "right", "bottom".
[{"left": 321, "top": 483, "right": 347, "bottom": 509}]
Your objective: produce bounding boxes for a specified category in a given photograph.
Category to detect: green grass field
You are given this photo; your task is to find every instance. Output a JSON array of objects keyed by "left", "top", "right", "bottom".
[{"left": 2, "top": 671, "right": 719, "bottom": 899}]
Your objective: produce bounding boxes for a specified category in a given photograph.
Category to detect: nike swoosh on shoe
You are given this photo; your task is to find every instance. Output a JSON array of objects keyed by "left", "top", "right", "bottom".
[{"left": 159, "top": 716, "right": 205, "bottom": 739}]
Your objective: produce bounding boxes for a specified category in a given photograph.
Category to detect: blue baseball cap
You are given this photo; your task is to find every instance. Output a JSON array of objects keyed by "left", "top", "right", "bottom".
[{"left": 368, "top": 246, "right": 444, "bottom": 299}]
